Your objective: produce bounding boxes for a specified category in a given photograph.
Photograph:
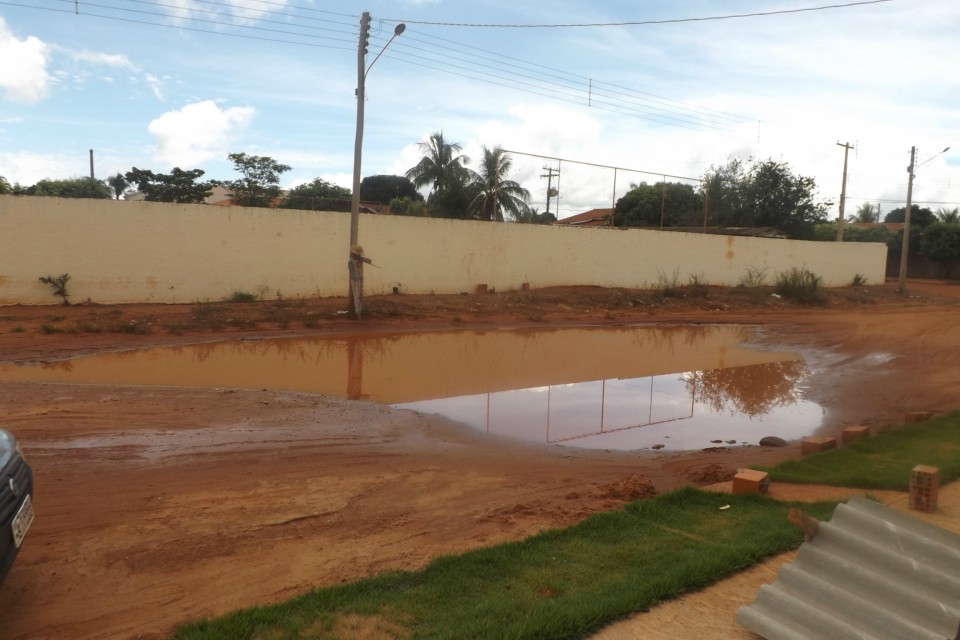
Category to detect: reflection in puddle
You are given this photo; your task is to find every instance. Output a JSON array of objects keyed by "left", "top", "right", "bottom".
[{"left": 0, "top": 325, "right": 824, "bottom": 450}]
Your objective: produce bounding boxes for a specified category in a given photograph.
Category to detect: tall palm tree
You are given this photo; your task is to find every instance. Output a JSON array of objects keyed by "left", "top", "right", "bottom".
[
  {"left": 468, "top": 146, "right": 530, "bottom": 222},
  {"left": 106, "top": 172, "right": 130, "bottom": 200},
  {"left": 405, "top": 132, "right": 472, "bottom": 195},
  {"left": 847, "top": 202, "right": 877, "bottom": 223},
  {"left": 937, "top": 206, "right": 960, "bottom": 223}
]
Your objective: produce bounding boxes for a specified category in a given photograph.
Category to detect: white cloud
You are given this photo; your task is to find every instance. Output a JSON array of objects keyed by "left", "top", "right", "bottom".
[
  {"left": 0, "top": 17, "right": 51, "bottom": 103},
  {"left": 148, "top": 100, "right": 255, "bottom": 167},
  {"left": 67, "top": 50, "right": 136, "bottom": 70},
  {"left": 0, "top": 151, "right": 82, "bottom": 185},
  {"left": 144, "top": 74, "right": 165, "bottom": 100}
]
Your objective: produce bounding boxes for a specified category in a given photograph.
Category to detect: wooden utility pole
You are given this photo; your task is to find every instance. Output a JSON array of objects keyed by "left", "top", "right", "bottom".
[
  {"left": 836, "top": 141, "right": 853, "bottom": 241},
  {"left": 541, "top": 166, "right": 559, "bottom": 216},
  {"left": 898, "top": 146, "right": 916, "bottom": 294}
]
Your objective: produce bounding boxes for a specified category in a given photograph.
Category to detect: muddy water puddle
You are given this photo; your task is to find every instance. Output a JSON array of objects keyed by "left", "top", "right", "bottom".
[{"left": 0, "top": 325, "right": 824, "bottom": 451}]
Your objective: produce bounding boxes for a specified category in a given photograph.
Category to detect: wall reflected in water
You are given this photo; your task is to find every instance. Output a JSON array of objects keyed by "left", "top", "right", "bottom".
[{"left": 0, "top": 325, "right": 823, "bottom": 450}]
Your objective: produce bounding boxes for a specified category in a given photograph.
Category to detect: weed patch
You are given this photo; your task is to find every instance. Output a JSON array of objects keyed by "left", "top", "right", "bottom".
[
  {"left": 775, "top": 267, "right": 824, "bottom": 304},
  {"left": 227, "top": 291, "right": 257, "bottom": 303}
]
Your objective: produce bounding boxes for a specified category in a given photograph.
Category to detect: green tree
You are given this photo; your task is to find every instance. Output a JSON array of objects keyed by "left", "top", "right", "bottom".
[
  {"left": 514, "top": 207, "right": 556, "bottom": 225},
  {"left": 937, "top": 206, "right": 960, "bottom": 223},
  {"left": 125, "top": 167, "right": 214, "bottom": 203},
  {"left": 23, "top": 177, "right": 112, "bottom": 199},
  {"left": 884, "top": 205, "right": 937, "bottom": 228},
  {"left": 468, "top": 146, "right": 530, "bottom": 222},
  {"left": 226, "top": 152, "right": 292, "bottom": 208},
  {"left": 361, "top": 175, "right": 422, "bottom": 204},
  {"left": 389, "top": 196, "right": 427, "bottom": 216},
  {"left": 426, "top": 172, "right": 478, "bottom": 219},
  {"left": 614, "top": 181, "right": 702, "bottom": 227},
  {"left": 281, "top": 178, "right": 351, "bottom": 212},
  {"left": 700, "top": 158, "right": 828, "bottom": 239},
  {"left": 849, "top": 202, "right": 878, "bottom": 223},
  {"left": 0, "top": 176, "right": 10, "bottom": 194},
  {"left": 405, "top": 132, "right": 473, "bottom": 195},
  {"left": 699, "top": 158, "right": 746, "bottom": 227},
  {"left": 920, "top": 222, "right": 960, "bottom": 277},
  {"left": 106, "top": 172, "right": 130, "bottom": 200}
]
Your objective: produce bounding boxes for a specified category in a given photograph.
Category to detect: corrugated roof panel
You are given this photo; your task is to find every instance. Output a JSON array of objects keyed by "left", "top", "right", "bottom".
[{"left": 736, "top": 495, "right": 960, "bottom": 640}]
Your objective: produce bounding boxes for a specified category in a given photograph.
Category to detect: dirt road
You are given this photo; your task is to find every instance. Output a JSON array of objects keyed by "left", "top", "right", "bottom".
[{"left": 0, "top": 282, "right": 958, "bottom": 639}]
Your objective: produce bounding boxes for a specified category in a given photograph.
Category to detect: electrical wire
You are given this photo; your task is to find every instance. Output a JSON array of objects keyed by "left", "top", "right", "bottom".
[
  {"left": 46, "top": 0, "right": 355, "bottom": 43},
  {"left": 383, "top": 1, "right": 893, "bottom": 28}
]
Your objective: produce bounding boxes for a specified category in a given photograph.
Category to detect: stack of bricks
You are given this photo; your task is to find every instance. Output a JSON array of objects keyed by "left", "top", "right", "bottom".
[{"left": 909, "top": 465, "right": 940, "bottom": 512}]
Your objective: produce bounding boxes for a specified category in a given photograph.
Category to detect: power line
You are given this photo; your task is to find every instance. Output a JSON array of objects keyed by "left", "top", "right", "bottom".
[
  {"left": 384, "top": 1, "right": 893, "bottom": 28},
  {"left": 388, "top": 30, "right": 755, "bottom": 128},
  {"left": 48, "top": 0, "right": 355, "bottom": 42},
  {"left": 0, "top": 0, "right": 355, "bottom": 49}
]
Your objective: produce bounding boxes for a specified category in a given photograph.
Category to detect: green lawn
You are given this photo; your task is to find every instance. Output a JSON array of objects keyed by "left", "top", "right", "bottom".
[
  {"left": 760, "top": 411, "right": 960, "bottom": 489},
  {"left": 171, "top": 489, "right": 836, "bottom": 640},
  {"left": 171, "top": 413, "right": 960, "bottom": 639}
]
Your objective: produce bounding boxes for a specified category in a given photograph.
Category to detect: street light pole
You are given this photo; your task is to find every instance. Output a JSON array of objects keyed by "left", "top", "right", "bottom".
[{"left": 347, "top": 15, "right": 405, "bottom": 318}]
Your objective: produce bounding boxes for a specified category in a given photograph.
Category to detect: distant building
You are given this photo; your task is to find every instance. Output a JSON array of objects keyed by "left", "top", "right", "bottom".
[{"left": 556, "top": 208, "right": 613, "bottom": 227}]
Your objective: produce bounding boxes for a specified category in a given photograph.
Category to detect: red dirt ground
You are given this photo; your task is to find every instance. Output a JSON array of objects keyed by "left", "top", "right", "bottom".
[{"left": 0, "top": 280, "right": 959, "bottom": 639}]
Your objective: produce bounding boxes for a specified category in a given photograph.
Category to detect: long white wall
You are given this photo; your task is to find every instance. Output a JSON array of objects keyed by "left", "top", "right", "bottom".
[{"left": 0, "top": 196, "right": 886, "bottom": 304}]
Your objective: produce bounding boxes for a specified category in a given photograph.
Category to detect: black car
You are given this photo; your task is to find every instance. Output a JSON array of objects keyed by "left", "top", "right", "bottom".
[{"left": 0, "top": 429, "right": 33, "bottom": 582}]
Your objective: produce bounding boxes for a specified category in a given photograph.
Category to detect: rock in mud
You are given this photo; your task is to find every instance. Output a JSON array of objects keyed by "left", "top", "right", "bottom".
[{"left": 759, "top": 436, "right": 788, "bottom": 447}]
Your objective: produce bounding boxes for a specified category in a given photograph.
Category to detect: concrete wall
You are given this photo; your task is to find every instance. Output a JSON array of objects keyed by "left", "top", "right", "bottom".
[{"left": 0, "top": 195, "right": 887, "bottom": 305}]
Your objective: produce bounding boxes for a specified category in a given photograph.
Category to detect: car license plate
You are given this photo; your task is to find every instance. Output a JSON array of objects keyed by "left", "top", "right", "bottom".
[{"left": 12, "top": 494, "right": 34, "bottom": 548}]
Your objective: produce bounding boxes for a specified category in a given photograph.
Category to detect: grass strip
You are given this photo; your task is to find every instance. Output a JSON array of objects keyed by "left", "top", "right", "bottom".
[
  {"left": 760, "top": 411, "right": 960, "bottom": 490},
  {"left": 171, "top": 488, "right": 836, "bottom": 640}
]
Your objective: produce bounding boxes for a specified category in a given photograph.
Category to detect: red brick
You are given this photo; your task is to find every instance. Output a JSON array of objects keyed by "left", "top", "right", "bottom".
[
  {"left": 841, "top": 426, "right": 870, "bottom": 444},
  {"left": 904, "top": 411, "right": 934, "bottom": 424},
  {"left": 733, "top": 469, "right": 770, "bottom": 495},
  {"left": 801, "top": 437, "right": 837, "bottom": 455}
]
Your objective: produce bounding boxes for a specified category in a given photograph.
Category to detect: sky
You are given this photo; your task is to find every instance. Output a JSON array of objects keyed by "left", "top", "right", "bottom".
[{"left": 0, "top": 0, "right": 958, "bottom": 220}]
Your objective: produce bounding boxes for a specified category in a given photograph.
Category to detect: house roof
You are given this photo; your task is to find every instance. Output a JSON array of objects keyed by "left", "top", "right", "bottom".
[
  {"left": 557, "top": 208, "right": 613, "bottom": 227},
  {"left": 737, "top": 495, "right": 960, "bottom": 639}
]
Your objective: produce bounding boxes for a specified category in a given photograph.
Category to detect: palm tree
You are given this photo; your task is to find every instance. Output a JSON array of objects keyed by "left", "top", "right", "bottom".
[
  {"left": 937, "top": 206, "right": 960, "bottom": 223},
  {"left": 106, "top": 172, "right": 130, "bottom": 200},
  {"left": 847, "top": 202, "right": 877, "bottom": 223},
  {"left": 468, "top": 146, "right": 530, "bottom": 222},
  {"left": 405, "top": 132, "right": 472, "bottom": 195}
]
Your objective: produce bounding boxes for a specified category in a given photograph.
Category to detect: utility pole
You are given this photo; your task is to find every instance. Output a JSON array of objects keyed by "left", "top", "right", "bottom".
[
  {"left": 836, "top": 142, "right": 853, "bottom": 241},
  {"left": 89, "top": 149, "right": 95, "bottom": 179},
  {"left": 347, "top": 12, "right": 371, "bottom": 317},
  {"left": 898, "top": 146, "right": 916, "bottom": 294},
  {"left": 346, "top": 14, "right": 405, "bottom": 318},
  {"left": 541, "top": 166, "right": 559, "bottom": 217}
]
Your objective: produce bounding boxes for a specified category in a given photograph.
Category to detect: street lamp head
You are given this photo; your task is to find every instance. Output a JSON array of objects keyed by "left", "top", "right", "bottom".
[{"left": 394, "top": 23, "right": 406, "bottom": 36}]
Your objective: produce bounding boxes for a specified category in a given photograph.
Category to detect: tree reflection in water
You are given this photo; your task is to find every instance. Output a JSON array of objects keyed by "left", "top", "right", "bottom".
[{"left": 685, "top": 359, "right": 807, "bottom": 417}]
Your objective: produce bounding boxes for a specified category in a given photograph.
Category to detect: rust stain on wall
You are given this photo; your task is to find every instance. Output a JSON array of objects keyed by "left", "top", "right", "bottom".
[{"left": 726, "top": 236, "right": 736, "bottom": 260}]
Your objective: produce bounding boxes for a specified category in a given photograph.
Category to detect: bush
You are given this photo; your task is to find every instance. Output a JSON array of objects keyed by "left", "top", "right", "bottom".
[
  {"left": 227, "top": 290, "right": 257, "bottom": 303},
  {"left": 775, "top": 267, "right": 823, "bottom": 304},
  {"left": 737, "top": 266, "right": 769, "bottom": 288}
]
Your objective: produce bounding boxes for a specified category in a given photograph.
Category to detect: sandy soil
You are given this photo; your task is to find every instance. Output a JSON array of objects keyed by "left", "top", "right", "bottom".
[{"left": 0, "top": 281, "right": 959, "bottom": 640}]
